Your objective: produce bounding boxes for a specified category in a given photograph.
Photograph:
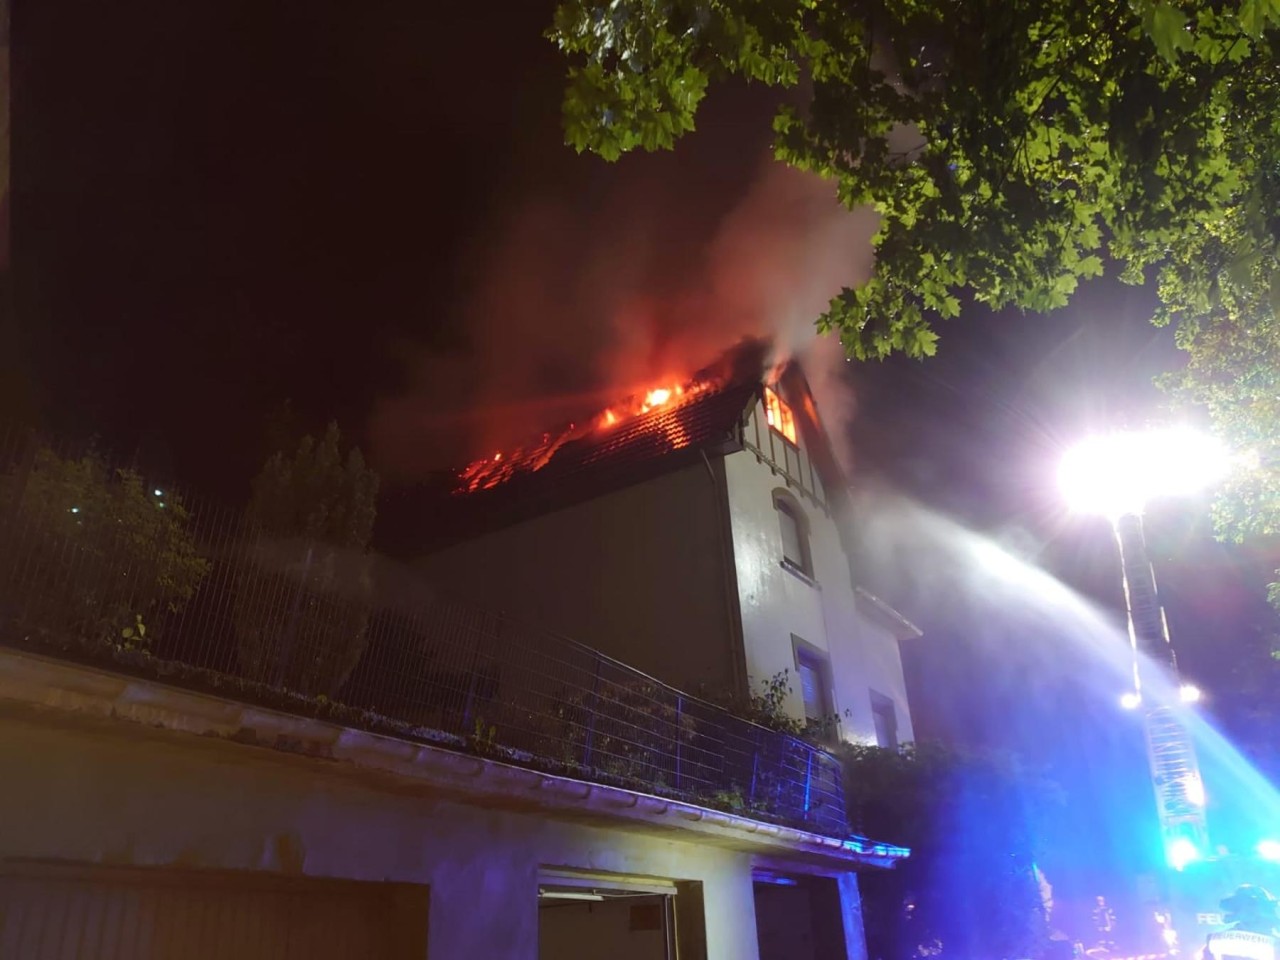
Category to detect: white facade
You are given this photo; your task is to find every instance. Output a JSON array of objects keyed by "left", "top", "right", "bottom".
[{"left": 725, "top": 387, "right": 916, "bottom": 748}]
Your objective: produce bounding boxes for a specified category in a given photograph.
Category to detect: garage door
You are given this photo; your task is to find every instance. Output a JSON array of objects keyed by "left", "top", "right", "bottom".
[{"left": 0, "top": 863, "right": 427, "bottom": 960}]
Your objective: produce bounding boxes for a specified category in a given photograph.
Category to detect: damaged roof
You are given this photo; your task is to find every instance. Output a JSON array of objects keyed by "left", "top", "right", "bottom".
[{"left": 377, "top": 341, "right": 770, "bottom": 552}]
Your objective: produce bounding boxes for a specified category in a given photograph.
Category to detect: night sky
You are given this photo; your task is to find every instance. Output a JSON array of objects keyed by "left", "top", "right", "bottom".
[{"left": 15, "top": 0, "right": 1280, "bottom": 915}]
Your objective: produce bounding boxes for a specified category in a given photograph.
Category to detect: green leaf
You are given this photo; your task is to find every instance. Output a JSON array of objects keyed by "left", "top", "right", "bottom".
[
  {"left": 1237, "top": 0, "right": 1278, "bottom": 38},
  {"left": 1147, "top": 2, "right": 1192, "bottom": 61}
]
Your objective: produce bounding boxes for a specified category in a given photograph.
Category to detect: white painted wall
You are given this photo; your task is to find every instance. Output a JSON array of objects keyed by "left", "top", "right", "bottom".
[
  {"left": 847, "top": 602, "right": 915, "bottom": 746},
  {"left": 724, "top": 394, "right": 914, "bottom": 746},
  {"left": 0, "top": 713, "right": 775, "bottom": 960}
]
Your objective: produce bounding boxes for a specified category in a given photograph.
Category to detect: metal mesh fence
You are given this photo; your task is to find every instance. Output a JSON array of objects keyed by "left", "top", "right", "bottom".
[{"left": 0, "top": 427, "right": 849, "bottom": 837}]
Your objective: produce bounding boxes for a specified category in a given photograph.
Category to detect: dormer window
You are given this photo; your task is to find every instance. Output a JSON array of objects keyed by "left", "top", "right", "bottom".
[{"left": 764, "top": 387, "right": 796, "bottom": 444}]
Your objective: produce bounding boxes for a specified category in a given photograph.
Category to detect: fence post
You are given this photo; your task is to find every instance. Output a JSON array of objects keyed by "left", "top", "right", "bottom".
[
  {"left": 803, "top": 745, "right": 814, "bottom": 820},
  {"left": 581, "top": 652, "right": 603, "bottom": 768},
  {"left": 0, "top": 430, "right": 35, "bottom": 594},
  {"left": 674, "top": 694, "right": 684, "bottom": 791},
  {"left": 462, "top": 612, "right": 498, "bottom": 735},
  {"left": 748, "top": 727, "right": 762, "bottom": 808}
]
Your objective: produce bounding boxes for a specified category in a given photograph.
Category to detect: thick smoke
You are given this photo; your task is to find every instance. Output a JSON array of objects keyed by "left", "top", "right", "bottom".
[{"left": 370, "top": 157, "right": 877, "bottom": 480}]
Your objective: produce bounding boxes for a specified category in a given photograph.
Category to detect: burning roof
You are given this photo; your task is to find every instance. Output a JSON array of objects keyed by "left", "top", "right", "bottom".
[
  {"left": 374, "top": 339, "right": 847, "bottom": 555},
  {"left": 453, "top": 339, "right": 770, "bottom": 496}
]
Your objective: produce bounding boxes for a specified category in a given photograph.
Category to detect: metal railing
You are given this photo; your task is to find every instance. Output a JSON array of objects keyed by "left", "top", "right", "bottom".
[{"left": 0, "top": 428, "right": 849, "bottom": 837}]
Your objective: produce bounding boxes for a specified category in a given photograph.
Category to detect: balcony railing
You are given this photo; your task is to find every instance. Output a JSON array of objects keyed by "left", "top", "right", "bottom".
[{"left": 0, "top": 429, "right": 849, "bottom": 837}]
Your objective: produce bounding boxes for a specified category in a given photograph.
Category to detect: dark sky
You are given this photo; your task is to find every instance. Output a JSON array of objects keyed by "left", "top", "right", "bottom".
[{"left": 16, "top": 0, "right": 1280, "bottom": 909}]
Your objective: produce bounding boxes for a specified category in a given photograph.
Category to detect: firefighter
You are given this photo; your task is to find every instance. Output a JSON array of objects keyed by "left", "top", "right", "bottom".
[{"left": 1204, "top": 885, "right": 1278, "bottom": 960}]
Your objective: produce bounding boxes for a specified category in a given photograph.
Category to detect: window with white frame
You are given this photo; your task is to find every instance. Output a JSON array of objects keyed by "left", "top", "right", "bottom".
[
  {"left": 792, "top": 637, "right": 834, "bottom": 727},
  {"left": 773, "top": 490, "right": 812, "bottom": 577}
]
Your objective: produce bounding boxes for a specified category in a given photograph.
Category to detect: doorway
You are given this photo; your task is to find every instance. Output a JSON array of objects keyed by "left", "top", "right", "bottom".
[
  {"left": 538, "top": 871, "right": 677, "bottom": 960},
  {"left": 753, "top": 872, "right": 849, "bottom": 960}
]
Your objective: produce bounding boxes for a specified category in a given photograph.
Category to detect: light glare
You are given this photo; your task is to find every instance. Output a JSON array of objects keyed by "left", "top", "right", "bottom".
[
  {"left": 1059, "top": 427, "right": 1230, "bottom": 517},
  {"left": 1258, "top": 840, "right": 1280, "bottom": 863},
  {"left": 1184, "top": 774, "right": 1207, "bottom": 807},
  {"left": 1180, "top": 683, "right": 1203, "bottom": 704},
  {"left": 1167, "top": 836, "right": 1201, "bottom": 870},
  {"left": 1120, "top": 691, "right": 1142, "bottom": 710}
]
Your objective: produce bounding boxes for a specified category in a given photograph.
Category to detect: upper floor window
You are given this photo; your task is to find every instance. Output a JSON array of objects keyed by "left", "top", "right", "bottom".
[
  {"left": 870, "top": 691, "right": 899, "bottom": 750},
  {"left": 764, "top": 387, "right": 797, "bottom": 445},
  {"left": 773, "top": 490, "right": 812, "bottom": 577},
  {"left": 795, "top": 646, "right": 834, "bottom": 724}
]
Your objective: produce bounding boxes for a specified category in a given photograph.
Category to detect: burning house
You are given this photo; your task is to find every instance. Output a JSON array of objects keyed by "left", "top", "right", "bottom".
[
  {"left": 388, "top": 339, "right": 918, "bottom": 750},
  {"left": 0, "top": 340, "right": 915, "bottom": 960},
  {"left": 369, "top": 338, "right": 922, "bottom": 957}
]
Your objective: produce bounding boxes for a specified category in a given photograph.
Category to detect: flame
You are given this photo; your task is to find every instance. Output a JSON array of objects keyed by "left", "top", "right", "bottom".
[{"left": 456, "top": 373, "right": 718, "bottom": 493}]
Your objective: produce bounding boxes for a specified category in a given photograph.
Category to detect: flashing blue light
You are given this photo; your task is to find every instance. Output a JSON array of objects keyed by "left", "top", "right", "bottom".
[
  {"left": 1167, "top": 837, "right": 1201, "bottom": 871},
  {"left": 1258, "top": 839, "right": 1280, "bottom": 863}
]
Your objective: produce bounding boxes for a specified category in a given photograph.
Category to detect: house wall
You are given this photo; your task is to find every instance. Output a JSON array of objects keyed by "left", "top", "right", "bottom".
[
  {"left": 725, "top": 394, "right": 915, "bottom": 745},
  {"left": 0, "top": 712, "right": 772, "bottom": 960},
  {"left": 847, "top": 604, "right": 915, "bottom": 746},
  {"left": 416, "top": 462, "right": 740, "bottom": 697}
]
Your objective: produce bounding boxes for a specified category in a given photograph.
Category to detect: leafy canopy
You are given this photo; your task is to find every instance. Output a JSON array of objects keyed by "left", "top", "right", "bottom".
[
  {"left": 1, "top": 447, "right": 208, "bottom": 644},
  {"left": 549, "top": 0, "right": 1280, "bottom": 600},
  {"left": 247, "top": 421, "right": 379, "bottom": 550},
  {"left": 550, "top": 0, "right": 1278, "bottom": 360}
]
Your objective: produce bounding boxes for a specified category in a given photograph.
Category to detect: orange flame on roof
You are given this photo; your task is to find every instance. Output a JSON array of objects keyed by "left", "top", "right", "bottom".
[{"left": 456, "top": 373, "right": 718, "bottom": 493}]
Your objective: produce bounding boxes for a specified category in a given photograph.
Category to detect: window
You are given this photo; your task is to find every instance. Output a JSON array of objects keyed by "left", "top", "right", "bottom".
[
  {"left": 870, "top": 691, "right": 898, "bottom": 750},
  {"left": 773, "top": 490, "right": 812, "bottom": 577},
  {"left": 793, "top": 641, "right": 834, "bottom": 725},
  {"left": 763, "top": 387, "right": 797, "bottom": 444}
]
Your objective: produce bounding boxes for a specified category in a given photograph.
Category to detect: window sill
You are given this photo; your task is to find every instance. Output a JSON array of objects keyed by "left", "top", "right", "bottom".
[{"left": 780, "top": 559, "right": 819, "bottom": 589}]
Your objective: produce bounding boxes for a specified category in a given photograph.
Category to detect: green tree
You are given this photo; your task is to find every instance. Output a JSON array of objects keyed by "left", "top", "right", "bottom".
[
  {"left": 550, "top": 0, "right": 1278, "bottom": 355},
  {"left": 549, "top": 0, "right": 1280, "bottom": 603},
  {"left": 841, "top": 742, "right": 1059, "bottom": 960},
  {"left": 233, "top": 422, "right": 380, "bottom": 696},
  {"left": 1159, "top": 292, "right": 1280, "bottom": 607},
  {"left": 0, "top": 447, "right": 208, "bottom": 647}
]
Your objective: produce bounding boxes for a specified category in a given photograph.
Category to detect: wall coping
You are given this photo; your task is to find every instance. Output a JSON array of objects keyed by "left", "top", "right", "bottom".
[{"left": 0, "top": 648, "right": 907, "bottom": 869}]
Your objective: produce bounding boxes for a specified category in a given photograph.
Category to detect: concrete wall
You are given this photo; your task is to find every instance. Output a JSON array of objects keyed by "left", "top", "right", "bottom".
[
  {"left": 0, "top": 712, "right": 767, "bottom": 960},
  {"left": 725, "top": 395, "right": 914, "bottom": 746},
  {"left": 417, "top": 462, "right": 740, "bottom": 697}
]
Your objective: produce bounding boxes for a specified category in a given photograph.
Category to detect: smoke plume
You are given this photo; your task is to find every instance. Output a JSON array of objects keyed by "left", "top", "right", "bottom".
[{"left": 370, "top": 156, "right": 877, "bottom": 480}]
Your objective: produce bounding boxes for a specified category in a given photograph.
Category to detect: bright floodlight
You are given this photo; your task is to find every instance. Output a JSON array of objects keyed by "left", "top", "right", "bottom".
[
  {"left": 1120, "top": 691, "right": 1143, "bottom": 710},
  {"left": 1168, "top": 836, "right": 1201, "bottom": 870},
  {"left": 1059, "top": 427, "right": 1230, "bottom": 518},
  {"left": 1258, "top": 840, "right": 1280, "bottom": 863},
  {"left": 1180, "top": 683, "right": 1203, "bottom": 704},
  {"left": 1184, "top": 774, "right": 1207, "bottom": 808}
]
